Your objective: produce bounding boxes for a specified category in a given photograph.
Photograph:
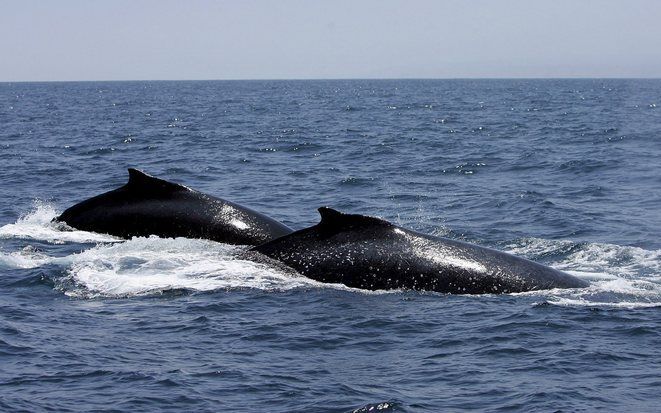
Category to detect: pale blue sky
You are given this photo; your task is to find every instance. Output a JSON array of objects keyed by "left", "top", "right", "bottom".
[{"left": 2, "top": 0, "right": 660, "bottom": 81}]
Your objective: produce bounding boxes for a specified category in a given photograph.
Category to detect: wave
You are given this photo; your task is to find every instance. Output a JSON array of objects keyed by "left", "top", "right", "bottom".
[
  {"left": 0, "top": 203, "right": 328, "bottom": 297},
  {"left": 1, "top": 236, "right": 325, "bottom": 298},
  {"left": 0, "top": 201, "right": 120, "bottom": 244},
  {"left": 1, "top": 204, "right": 659, "bottom": 306},
  {"left": 0, "top": 245, "right": 62, "bottom": 269},
  {"left": 58, "top": 237, "right": 323, "bottom": 298},
  {"left": 505, "top": 238, "right": 661, "bottom": 308}
]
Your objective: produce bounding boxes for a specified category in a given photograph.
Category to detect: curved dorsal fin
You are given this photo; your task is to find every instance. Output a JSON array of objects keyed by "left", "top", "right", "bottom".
[
  {"left": 126, "top": 168, "right": 189, "bottom": 193},
  {"left": 317, "top": 207, "right": 392, "bottom": 229}
]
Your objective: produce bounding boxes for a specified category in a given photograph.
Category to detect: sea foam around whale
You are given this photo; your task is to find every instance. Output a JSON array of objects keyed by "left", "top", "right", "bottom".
[{"left": 1, "top": 203, "right": 659, "bottom": 307}]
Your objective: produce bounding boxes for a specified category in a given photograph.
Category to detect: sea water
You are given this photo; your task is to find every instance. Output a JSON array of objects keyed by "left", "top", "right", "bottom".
[{"left": 0, "top": 80, "right": 660, "bottom": 412}]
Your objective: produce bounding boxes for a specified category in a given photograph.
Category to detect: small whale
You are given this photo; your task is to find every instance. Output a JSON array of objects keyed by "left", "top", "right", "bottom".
[
  {"left": 252, "top": 207, "right": 588, "bottom": 294},
  {"left": 56, "top": 168, "right": 293, "bottom": 245}
]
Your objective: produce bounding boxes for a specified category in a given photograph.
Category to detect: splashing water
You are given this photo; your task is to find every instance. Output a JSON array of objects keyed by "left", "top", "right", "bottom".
[
  {"left": 0, "top": 203, "right": 325, "bottom": 298},
  {"left": 505, "top": 238, "right": 661, "bottom": 308},
  {"left": 1, "top": 203, "right": 659, "bottom": 306},
  {"left": 0, "top": 201, "right": 120, "bottom": 244},
  {"left": 60, "top": 236, "right": 321, "bottom": 298}
]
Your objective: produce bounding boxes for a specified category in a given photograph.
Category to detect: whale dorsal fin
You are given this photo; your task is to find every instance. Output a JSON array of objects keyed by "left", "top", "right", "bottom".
[
  {"left": 317, "top": 207, "right": 392, "bottom": 229},
  {"left": 126, "top": 168, "right": 189, "bottom": 193}
]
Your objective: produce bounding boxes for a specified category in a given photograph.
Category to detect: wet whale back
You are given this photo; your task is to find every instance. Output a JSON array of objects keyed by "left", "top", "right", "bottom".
[
  {"left": 56, "top": 169, "right": 293, "bottom": 245},
  {"left": 253, "top": 207, "right": 588, "bottom": 294}
]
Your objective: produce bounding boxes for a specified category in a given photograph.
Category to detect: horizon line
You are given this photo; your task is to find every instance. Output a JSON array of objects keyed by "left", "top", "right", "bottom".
[{"left": 2, "top": 76, "right": 661, "bottom": 84}]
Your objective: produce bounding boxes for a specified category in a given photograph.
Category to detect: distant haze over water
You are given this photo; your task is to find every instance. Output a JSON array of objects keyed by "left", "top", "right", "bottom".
[{"left": 2, "top": 0, "right": 661, "bottom": 82}]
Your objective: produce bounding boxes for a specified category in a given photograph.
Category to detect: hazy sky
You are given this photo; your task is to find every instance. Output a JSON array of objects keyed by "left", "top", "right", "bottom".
[{"left": 2, "top": 0, "right": 660, "bottom": 81}]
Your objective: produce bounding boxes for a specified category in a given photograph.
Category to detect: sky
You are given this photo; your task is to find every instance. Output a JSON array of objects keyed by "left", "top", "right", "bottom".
[{"left": 1, "top": 0, "right": 660, "bottom": 81}]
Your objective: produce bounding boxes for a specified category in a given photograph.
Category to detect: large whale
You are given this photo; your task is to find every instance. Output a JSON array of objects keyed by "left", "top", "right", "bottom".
[
  {"left": 56, "top": 169, "right": 293, "bottom": 245},
  {"left": 252, "top": 207, "right": 588, "bottom": 294}
]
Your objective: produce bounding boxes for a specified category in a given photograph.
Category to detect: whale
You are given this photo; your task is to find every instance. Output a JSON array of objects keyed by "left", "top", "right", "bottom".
[
  {"left": 252, "top": 207, "right": 589, "bottom": 294},
  {"left": 56, "top": 169, "right": 293, "bottom": 245}
]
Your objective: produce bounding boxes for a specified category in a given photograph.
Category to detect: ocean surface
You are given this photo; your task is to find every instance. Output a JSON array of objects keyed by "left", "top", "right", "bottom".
[{"left": 0, "top": 79, "right": 660, "bottom": 412}]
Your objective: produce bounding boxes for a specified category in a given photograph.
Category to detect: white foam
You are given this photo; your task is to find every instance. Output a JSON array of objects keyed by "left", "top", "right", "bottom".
[
  {"left": 506, "top": 237, "right": 661, "bottom": 277},
  {"left": 544, "top": 297, "right": 661, "bottom": 309},
  {"left": 59, "top": 236, "right": 323, "bottom": 298},
  {"left": 0, "top": 245, "right": 56, "bottom": 269},
  {"left": 0, "top": 201, "right": 120, "bottom": 244},
  {"left": 505, "top": 237, "right": 661, "bottom": 308},
  {"left": 561, "top": 243, "right": 661, "bottom": 277},
  {"left": 505, "top": 237, "right": 573, "bottom": 256}
]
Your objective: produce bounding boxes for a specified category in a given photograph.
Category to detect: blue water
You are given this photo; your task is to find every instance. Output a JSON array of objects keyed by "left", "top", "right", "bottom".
[{"left": 1, "top": 79, "right": 660, "bottom": 412}]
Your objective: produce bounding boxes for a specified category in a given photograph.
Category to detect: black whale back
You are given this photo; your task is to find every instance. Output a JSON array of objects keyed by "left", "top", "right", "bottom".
[
  {"left": 124, "top": 168, "right": 189, "bottom": 195},
  {"left": 56, "top": 169, "right": 293, "bottom": 245},
  {"left": 253, "top": 207, "right": 588, "bottom": 294}
]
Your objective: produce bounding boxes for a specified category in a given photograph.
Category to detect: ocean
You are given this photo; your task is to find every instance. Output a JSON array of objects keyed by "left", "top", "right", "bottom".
[{"left": 0, "top": 79, "right": 659, "bottom": 412}]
